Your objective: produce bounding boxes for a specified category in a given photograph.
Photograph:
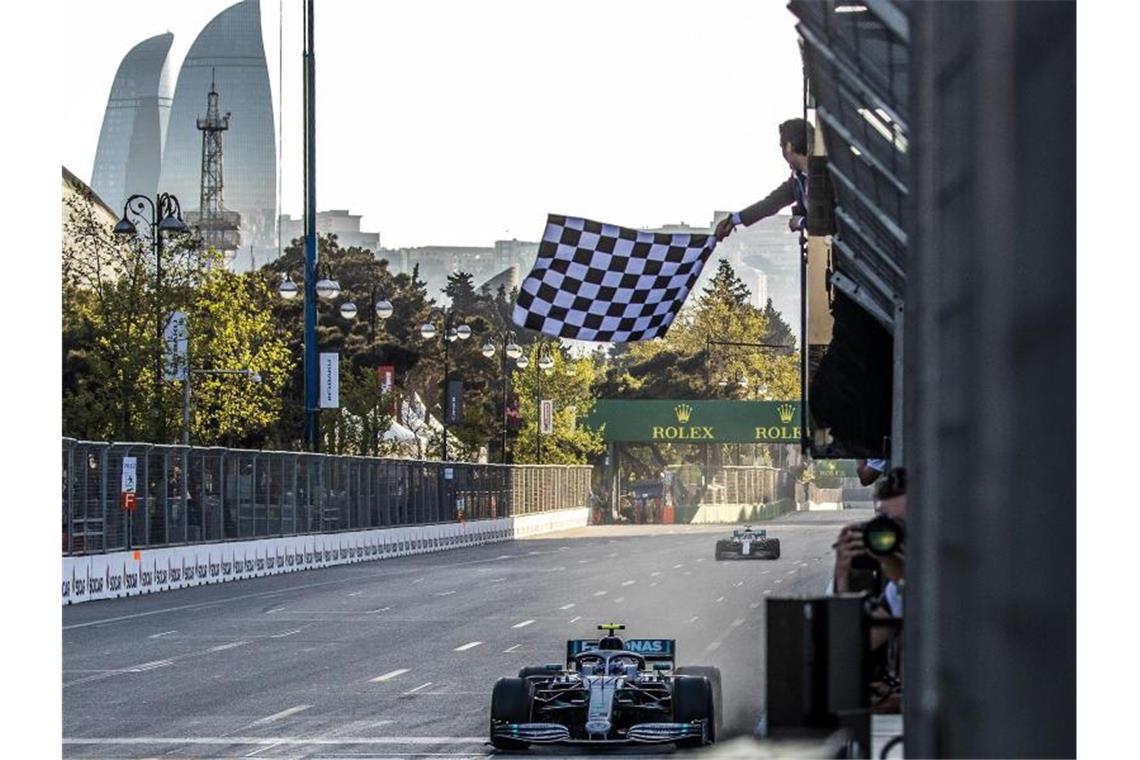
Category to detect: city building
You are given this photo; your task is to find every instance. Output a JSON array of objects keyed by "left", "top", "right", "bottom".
[
  {"left": 90, "top": 32, "right": 173, "bottom": 214},
  {"left": 158, "top": 0, "right": 277, "bottom": 271},
  {"left": 279, "top": 210, "right": 380, "bottom": 253}
]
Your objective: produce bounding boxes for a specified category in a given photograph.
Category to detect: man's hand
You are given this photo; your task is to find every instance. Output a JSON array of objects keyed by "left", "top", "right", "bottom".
[
  {"left": 789, "top": 215, "right": 805, "bottom": 232},
  {"left": 714, "top": 216, "right": 736, "bottom": 242},
  {"left": 832, "top": 523, "right": 865, "bottom": 592}
]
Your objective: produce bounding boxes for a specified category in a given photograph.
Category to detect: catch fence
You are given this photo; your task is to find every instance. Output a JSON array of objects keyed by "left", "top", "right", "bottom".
[{"left": 62, "top": 439, "right": 591, "bottom": 556}]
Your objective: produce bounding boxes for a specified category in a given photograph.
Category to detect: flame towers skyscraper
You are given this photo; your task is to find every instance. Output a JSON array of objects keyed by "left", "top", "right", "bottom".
[
  {"left": 159, "top": 0, "right": 277, "bottom": 271},
  {"left": 90, "top": 33, "right": 174, "bottom": 212}
]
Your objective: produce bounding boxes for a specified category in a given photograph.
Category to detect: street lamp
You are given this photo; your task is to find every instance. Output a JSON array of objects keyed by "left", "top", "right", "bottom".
[
  {"left": 480, "top": 333, "right": 525, "bottom": 463},
  {"left": 115, "top": 192, "right": 189, "bottom": 443},
  {"left": 530, "top": 340, "right": 556, "bottom": 464},
  {"left": 337, "top": 286, "right": 396, "bottom": 454},
  {"left": 420, "top": 307, "right": 471, "bottom": 461}
]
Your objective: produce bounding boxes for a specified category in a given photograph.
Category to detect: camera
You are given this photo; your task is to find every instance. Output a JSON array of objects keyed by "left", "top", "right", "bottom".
[
  {"left": 843, "top": 516, "right": 904, "bottom": 596},
  {"left": 862, "top": 514, "right": 904, "bottom": 556}
]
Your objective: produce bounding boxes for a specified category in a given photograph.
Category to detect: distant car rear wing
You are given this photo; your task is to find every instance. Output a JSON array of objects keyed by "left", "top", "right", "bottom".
[
  {"left": 565, "top": 638, "right": 676, "bottom": 666},
  {"left": 731, "top": 529, "right": 767, "bottom": 538}
]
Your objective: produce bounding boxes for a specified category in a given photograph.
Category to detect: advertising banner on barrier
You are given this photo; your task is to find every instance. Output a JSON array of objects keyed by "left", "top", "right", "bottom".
[{"left": 63, "top": 510, "right": 587, "bottom": 605}]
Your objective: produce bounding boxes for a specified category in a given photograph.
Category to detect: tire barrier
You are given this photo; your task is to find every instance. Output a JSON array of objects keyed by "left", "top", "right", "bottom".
[{"left": 62, "top": 508, "right": 589, "bottom": 605}]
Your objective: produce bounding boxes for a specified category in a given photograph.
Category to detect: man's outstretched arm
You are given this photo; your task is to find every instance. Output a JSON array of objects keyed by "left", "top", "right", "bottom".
[{"left": 715, "top": 178, "right": 797, "bottom": 240}]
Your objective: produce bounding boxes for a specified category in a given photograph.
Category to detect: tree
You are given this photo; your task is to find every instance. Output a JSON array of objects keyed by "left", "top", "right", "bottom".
[
  {"left": 186, "top": 265, "right": 294, "bottom": 447},
  {"left": 762, "top": 298, "right": 795, "bottom": 348},
  {"left": 63, "top": 189, "right": 209, "bottom": 442},
  {"left": 512, "top": 342, "right": 605, "bottom": 464}
]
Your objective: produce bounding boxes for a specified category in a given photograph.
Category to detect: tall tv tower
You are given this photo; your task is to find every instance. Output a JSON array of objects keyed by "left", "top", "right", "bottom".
[{"left": 193, "top": 69, "right": 241, "bottom": 260}]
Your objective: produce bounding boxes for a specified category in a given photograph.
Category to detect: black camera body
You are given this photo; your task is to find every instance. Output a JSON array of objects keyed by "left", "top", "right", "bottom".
[
  {"left": 862, "top": 515, "right": 904, "bottom": 556},
  {"left": 844, "top": 516, "right": 905, "bottom": 596}
]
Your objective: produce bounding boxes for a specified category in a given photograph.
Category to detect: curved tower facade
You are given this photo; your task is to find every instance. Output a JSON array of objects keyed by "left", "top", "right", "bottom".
[
  {"left": 160, "top": 0, "right": 276, "bottom": 270},
  {"left": 91, "top": 33, "right": 174, "bottom": 214}
]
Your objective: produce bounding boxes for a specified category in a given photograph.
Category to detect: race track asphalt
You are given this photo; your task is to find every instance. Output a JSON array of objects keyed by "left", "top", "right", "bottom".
[{"left": 62, "top": 509, "right": 867, "bottom": 759}]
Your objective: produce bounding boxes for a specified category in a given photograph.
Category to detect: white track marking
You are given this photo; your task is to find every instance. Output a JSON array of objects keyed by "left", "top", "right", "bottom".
[
  {"left": 512, "top": 619, "right": 535, "bottom": 629},
  {"left": 775, "top": 579, "right": 784, "bottom": 584},
  {"left": 716, "top": 596, "right": 725, "bottom": 603},
  {"left": 559, "top": 603, "right": 575, "bottom": 610},
  {"left": 348, "top": 591, "right": 363, "bottom": 597},
  {"left": 763, "top": 589, "right": 773, "bottom": 595},
  {"left": 403, "top": 681, "right": 434, "bottom": 695},
  {"left": 684, "top": 571, "right": 692, "bottom": 576},
  {"left": 705, "top": 641, "right": 722, "bottom": 653},
  {"left": 371, "top": 669, "right": 410, "bottom": 682},
  {"left": 650, "top": 582, "right": 658, "bottom": 587},
  {"left": 749, "top": 602, "right": 762, "bottom": 610},
  {"left": 503, "top": 644, "right": 521, "bottom": 653},
  {"left": 733, "top": 581, "right": 745, "bottom": 587},
  {"left": 436, "top": 590, "right": 457, "bottom": 596},
  {"left": 593, "top": 590, "right": 607, "bottom": 596},
  {"left": 129, "top": 659, "right": 173, "bottom": 672},
  {"left": 270, "top": 629, "right": 302, "bottom": 639},
  {"left": 578, "top": 559, "right": 588, "bottom": 564},
  {"left": 367, "top": 607, "right": 391, "bottom": 614},
  {"left": 412, "top": 577, "right": 425, "bottom": 583},
  {"left": 695, "top": 558, "right": 705, "bottom": 563},
  {"left": 613, "top": 597, "right": 625, "bottom": 603},
  {"left": 621, "top": 580, "right": 636, "bottom": 587},
  {"left": 209, "top": 641, "right": 249, "bottom": 652},
  {"left": 673, "top": 564, "right": 684, "bottom": 569},
  {"left": 490, "top": 577, "right": 507, "bottom": 583},
  {"left": 148, "top": 630, "right": 177, "bottom": 639},
  {"left": 266, "top": 607, "right": 285, "bottom": 614},
  {"left": 570, "top": 615, "right": 582, "bottom": 623},
  {"left": 454, "top": 641, "right": 482, "bottom": 651},
  {"left": 687, "top": 616, "right": 700, "bottom": 623},
  {"left": 650, "top": 571, "right": 662, "bottom": 577},
  {"left": 248, "top": 705, "right": 313, "bottom": 726},
  {"left": 63, "top": 737, "right": 487, "bottom": 746}
]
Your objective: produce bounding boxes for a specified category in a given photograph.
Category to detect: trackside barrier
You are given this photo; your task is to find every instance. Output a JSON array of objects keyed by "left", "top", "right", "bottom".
[
  {"left": 62, "top": 508, "right": 590, "bottom": 604},
  {"left": 62, "top": 438, "right": 592, "bottom": 556}
]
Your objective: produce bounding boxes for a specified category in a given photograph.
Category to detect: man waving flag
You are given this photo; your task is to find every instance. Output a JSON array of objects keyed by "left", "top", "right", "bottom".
[{"left": 513, "top": 214, "right": 719, "bottom": 343}]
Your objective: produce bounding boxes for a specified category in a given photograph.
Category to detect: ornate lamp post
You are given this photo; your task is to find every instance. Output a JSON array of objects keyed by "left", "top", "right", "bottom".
[
  {"left": 480, "top": 333, "right": 524, "bottom": 463},
  {"left": 114, "top": 192, "right": 189, "bottom": 442},
  {"left": 420, "top": 308, "right": 472, "bottom": 461}
]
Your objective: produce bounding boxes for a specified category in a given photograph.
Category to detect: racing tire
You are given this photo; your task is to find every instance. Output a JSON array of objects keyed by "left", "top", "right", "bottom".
[
  {"left": 760, "top": 538, "right": 781, "bottom": 559},
  {"left": 714, "top": 540, "right": 732, "bottom": 561},
  {"left": 672, "top": 675, "right": 715, "bottom": 748},
  {"left": 490, "top": 677, "right": 531, "bottom": 750},
  {"left": 675, "top": 666, "right": 722, "bottom": 735},
  {"left": 517, "top": 666, "right": 552, "bottom": 681}
]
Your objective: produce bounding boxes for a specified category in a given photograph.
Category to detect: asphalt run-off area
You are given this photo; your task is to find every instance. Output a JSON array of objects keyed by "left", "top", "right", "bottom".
[{"left": 62, "top": 511, "right": 864, "bottom": 759}]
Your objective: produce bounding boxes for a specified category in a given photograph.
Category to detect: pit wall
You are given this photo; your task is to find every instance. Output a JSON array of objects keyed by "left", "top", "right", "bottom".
[{"left": 62, "top": 507, "right": 589, "bottom": 605}]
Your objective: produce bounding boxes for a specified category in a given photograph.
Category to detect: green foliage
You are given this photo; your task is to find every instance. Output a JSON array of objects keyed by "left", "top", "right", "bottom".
[
  {"left": 187, "top": 266, "right": 293, "bottom": 446},
  {"left": 596, "top": 258, "right": 800, "bottom": 403},
  {"left": 510, "top": 341, "right": 605, "bottom": 464}
]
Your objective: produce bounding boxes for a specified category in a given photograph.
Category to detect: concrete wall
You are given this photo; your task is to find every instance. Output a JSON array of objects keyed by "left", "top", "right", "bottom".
[{"left": 62, "top": 508, "right": 589, "bottom": 605}]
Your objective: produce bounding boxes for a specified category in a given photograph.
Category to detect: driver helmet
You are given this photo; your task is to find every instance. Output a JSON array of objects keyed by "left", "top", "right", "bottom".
[{"left": 597, "top": 634, "right": 625, "bottom": 650}]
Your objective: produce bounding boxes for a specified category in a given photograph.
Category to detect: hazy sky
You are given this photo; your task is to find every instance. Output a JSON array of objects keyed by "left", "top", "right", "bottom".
[{"left": 64, "top": 0, "right": 803, "bottom": 248}]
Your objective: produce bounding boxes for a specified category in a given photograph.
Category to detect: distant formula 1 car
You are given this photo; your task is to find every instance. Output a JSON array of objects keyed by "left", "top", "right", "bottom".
[
  {"left": 489, "top": 624, "right": 720, "bottom": 750},
  {"left": 714, "top": 526, "right": 780, "bottom": 560}
]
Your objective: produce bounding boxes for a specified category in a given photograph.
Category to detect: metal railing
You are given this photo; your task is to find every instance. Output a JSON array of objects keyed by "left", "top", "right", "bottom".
[
  {"left": 62, "top": 439, "right": 592, "bottom": 556},
  {"left": 704, "top": 466, "right": 794, "bottom": 505}
]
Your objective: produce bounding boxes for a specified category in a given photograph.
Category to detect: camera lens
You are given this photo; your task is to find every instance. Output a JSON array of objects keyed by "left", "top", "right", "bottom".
[{"left": 863, "top": 515, "right": 904, "bottom": 556}]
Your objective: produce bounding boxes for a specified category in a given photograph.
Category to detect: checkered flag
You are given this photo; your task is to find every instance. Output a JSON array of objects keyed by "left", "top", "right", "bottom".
[{"left": 513, "top": 214, "right": 719, "bottom": 342}]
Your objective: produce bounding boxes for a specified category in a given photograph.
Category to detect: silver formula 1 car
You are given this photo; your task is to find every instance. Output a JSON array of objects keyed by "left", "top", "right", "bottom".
[
  {"left": 714, "top": 526, "right": 781, "bottom": 560},
  {"left": 489, "top": 624, "right": 720, "bottom": 750}
]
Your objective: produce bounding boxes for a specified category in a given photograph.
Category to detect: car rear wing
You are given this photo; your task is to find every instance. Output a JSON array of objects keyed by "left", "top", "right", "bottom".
[
  {"left": 731, "top": 529, "right": 767, "bottom": 538},
  {"left": 566, "top": 638, "right": 676, "bottom": 667}
]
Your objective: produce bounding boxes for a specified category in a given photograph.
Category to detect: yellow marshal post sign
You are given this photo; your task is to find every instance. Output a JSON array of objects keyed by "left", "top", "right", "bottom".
[{"left": 586, "top": 400, "right": 802, "bottom": 444}]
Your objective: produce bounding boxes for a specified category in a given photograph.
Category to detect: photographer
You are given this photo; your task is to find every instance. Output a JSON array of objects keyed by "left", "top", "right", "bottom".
[{"left": 830, "top": 467, "right": 906, "bottom": 644}]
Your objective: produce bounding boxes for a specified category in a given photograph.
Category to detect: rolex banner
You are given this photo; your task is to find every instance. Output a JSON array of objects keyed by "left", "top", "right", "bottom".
[{"left": 586, "top": 400, "right": 802, "bottom": 444}]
